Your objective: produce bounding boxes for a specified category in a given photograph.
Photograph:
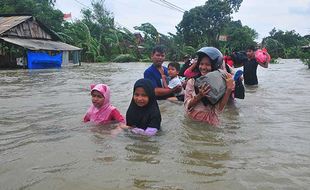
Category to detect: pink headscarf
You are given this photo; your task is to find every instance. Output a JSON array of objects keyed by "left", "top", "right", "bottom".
[{"left": 84, "top": 84, "right": 116, "bottom": 124}]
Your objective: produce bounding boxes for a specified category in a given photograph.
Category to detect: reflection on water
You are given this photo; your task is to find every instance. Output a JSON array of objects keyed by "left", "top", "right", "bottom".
[{"left": 1, "top": 60, "right": 310, "bottom": 189}]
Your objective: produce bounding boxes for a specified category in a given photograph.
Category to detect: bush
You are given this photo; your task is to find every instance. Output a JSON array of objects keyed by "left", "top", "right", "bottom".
[
  {"left": 140, "top": 58, "right": 151, "bottom": 62},
  {"left": 112, "top": 54, "right": 137, "bottom": 63},
  {"left": 95, "top": 55, "right": 106, "bottom": 62}
]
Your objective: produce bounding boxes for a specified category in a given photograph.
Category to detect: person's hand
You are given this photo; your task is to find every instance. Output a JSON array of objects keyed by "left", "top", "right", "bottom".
[
  {"left": 110, "top": 126, "right": 123, "bottom": 137},
  {"left": 190, "top": 58, "right": 198, "bottom": 66},
  {"left": 196, "top": 83, "right": 211, "bottom": 100},
  {"left": 158, "top": 67, "right": 165, "bottom": 76},
  {"left": 225, "top": 73, "right": 235, "bottom": 92},
  {"left": 182, "top": 79, "right": 188, "bottom": 89},
  {"left": 172, "top": 85, "right": 182, "bottom": 93}
]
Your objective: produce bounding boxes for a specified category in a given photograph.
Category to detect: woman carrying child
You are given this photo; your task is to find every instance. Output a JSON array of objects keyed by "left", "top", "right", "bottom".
[
  {"left": 184, "top": 47, "right": 235, "bottom": 126},
  {"left": 126, "top": 78, "right": 161, "bottom": 136}
]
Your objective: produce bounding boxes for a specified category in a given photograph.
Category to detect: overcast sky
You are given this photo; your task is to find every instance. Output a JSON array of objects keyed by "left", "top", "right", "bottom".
[{"left": 55, "top": 0, "right": 310, "bottom": 42}]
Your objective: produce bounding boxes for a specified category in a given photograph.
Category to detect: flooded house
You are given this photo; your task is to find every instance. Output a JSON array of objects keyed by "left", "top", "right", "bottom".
[{"left": 0, "top": 14, "right": 81, "bottom": 69}]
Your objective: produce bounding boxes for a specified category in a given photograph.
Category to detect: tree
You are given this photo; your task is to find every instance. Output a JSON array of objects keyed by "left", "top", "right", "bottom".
[
  {"left": 176, "top": 0, "right": 243, "bottom": 48},
  {"left": 222, "top": 20, "right": 257, "bottom": 51}
]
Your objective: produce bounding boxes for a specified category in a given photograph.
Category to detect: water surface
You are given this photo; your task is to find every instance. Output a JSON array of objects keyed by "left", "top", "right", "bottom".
[{"left": 0, "top": 60, "right": 310, "bottom": 189}]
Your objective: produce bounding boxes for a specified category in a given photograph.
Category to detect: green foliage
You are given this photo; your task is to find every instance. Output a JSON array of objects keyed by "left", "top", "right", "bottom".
[
  {"left": 176, "top": 0, "right": 243, "bottom": 48},
  {"left": 95, "top": 55, "right": 106, "bottom": 62},
  {"left": 299, "top": 50, "right": 310, "bottom": 69},
  {"left": 222, "top": 20, "right": 257, "bottom": 51},
  {"left": 264, "top": 28, "right": 310, "bottom": 60},
  {"left": 264, "top": 38, "right": 285, "bottom": 58},
  {"left": 113, "top": 54, "right": 138, "bottom": 63}
]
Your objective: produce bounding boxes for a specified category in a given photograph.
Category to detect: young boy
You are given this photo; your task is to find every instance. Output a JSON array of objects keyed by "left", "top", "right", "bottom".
[{"left": 166, "top": 62, "right": 185, "bottom": 101}]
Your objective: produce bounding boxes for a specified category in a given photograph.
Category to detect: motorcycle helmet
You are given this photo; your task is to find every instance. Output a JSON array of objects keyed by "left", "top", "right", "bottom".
[{"left": 197, "top": 47, "right": 223, "bottom": 70}]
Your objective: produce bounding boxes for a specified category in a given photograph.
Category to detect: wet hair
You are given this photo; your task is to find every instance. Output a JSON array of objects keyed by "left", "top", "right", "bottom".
[
  {"left": 152, "top": 45, "right": 166, "bottom": 54},
  {"left": 246, "top": 45, "right": 256, "bottom": 51},
  {"left": 168, "top": 62, "right": 180, "bottom": 71}
]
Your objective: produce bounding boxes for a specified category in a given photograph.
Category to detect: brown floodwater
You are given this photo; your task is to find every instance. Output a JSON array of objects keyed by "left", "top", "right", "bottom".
[{"left": 0, "top": 59, "right": 310, "bottom": 189}]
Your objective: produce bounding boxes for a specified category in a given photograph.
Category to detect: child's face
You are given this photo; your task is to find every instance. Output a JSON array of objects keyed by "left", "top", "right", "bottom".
[
  {"left": 91, "top": 90, "right": 105, "bottom": 108},
  {"left": 199, "top": 57, "right": 212, "bottom": 76},
  {"left": 168, "top": 66, "right": 179, "bottom": 78},
  {"left": 133, "top": 87, "right": 149, "bottom": 107}
]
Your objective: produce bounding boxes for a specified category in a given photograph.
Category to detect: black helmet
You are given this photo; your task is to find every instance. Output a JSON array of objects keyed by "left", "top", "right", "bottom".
[{"left": 197, "top": 47, "right": 223, "bottom": 70}]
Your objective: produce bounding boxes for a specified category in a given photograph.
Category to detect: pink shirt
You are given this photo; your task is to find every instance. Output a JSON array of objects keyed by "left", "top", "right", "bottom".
[
  {"left": 184, "top": 78, "right": 220, "bottom": 125},
  {"left": 184, "top": 68, "right": 199, "bottom": 78},
  {"left": 84, "top": 108, "right": 125, "bottom": 125}
]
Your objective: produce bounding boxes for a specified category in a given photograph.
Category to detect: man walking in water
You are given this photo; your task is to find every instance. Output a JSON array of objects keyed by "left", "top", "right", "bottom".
[
  {"left": 243, "top": 45, "right": 269, "bottom": 85},
  {"left": 144, "top": 45, "right": 182, "bottom": 100}
]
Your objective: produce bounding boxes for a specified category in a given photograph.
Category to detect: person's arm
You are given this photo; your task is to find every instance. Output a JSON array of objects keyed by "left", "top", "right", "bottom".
[
  {"left": 188, "top": 84, "right": 211, "bottom": 109},
  {"left": 154, "top": 87, "right": 173, "bottom": 96},
  {"left": 187, "top": 58, "right": 197, "bottom": 72},
  {"left": 111, "top": 109, "right": 125, "bottom": 124},
  {"left": 158, "top": 66, "right": 169, "bottom": 88},
  {"left": 110, "top": 109, "right": 130, "bottom": 136},
  {"left": 83, "top": 112, "right": 90, "bottom": 122},
  {"left": 217, "top": 73, "right": 235, "bottom": 112},
  {"left": 258, "top": 61, "right": 268, "bottom": 68},
  {"left": 161, "top": 75, "right": 169, "bottom": 88}
]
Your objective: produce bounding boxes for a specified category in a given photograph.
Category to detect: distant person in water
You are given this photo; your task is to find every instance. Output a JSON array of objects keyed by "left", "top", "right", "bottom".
[
  {"left": 144, "top": 45, "right": 182, "bottom": 100},
  {"left": 84, "top": 84, "right": 125, "bottom": 125},
  {"left": 179, "top": 54, "right": 191, "bottom": 77},
  {"left": 126, "top": 79, "right": 161, "bottom": 136},
  {"left": 243, "top": 45, "right": 269, "bottom": 85}
]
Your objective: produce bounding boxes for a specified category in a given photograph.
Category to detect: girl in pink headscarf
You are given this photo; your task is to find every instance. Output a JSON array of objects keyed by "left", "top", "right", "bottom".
[{"left": 83, "top": 84, "right": 125, "bottom": 125}]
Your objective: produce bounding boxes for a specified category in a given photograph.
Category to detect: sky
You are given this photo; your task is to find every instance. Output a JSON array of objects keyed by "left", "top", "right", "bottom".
[{"left": 55, "top": 0, "right": 310, "bottom": 42}]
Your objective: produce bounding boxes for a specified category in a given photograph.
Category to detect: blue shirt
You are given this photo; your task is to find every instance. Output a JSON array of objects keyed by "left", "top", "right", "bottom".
[{"left": 144, "top": 64, "right": 168, "bottom": 88}]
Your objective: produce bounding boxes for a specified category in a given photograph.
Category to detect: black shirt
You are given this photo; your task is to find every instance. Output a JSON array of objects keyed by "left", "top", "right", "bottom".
[{"left": 243, "top": 59, "right": 259, "bottom": 85}]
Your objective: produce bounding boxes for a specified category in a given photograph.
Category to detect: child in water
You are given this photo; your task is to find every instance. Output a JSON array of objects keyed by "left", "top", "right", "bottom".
[
  {"left": 184, "top": 47, "right": 234, "bottom": 125},
  {"left": 165, "top": 62, "right": 185, "bottom": 101},
  {"left": 84, "top": 84, "right": 125, "bottom": 125},
  {"left": 126, "top": 79, "right": 161, "bottom": 136}
]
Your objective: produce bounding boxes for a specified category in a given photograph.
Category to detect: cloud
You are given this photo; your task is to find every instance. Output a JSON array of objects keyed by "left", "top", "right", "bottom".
[{"left": 289, "top": 2, "right": 310, "bottom": 15}]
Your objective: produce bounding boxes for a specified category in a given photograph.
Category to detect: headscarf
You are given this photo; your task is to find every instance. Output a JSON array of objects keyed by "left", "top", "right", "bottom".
[
  {"left": 84, "top": 84, "right": 116, "bottom": 124},
  {"left": 126, "top": 79, "right": 161, "bottom": 130}
]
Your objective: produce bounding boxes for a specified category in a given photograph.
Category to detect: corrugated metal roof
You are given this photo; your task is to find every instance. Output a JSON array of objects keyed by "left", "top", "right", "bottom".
[
  {"left": 0, "top": 16, "right": 32, "bottom": 35},
  {"left": 0, "top": 37, "right": 82, "bottom": 51}
]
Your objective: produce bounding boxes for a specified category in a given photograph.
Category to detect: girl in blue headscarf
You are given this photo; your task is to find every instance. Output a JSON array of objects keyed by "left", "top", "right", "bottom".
[{"left": 126, "top": 78, "right": 161, "bottom": 136}]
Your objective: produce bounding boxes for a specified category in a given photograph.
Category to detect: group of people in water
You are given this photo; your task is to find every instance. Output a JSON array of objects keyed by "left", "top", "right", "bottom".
[{"left": 83, "top": 45, "right": 270, "bottom": 136}]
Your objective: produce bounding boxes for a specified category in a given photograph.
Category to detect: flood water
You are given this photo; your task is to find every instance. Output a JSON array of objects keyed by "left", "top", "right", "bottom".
[{"left": 1, "top": 60, "right": 310, "bottom": 190}]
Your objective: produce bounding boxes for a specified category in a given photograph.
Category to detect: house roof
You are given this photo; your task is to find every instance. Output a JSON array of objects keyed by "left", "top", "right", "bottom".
[
  {"left": 0, "top": 16, "right": 32, "bottom": 35},
  {"left": 0, "top": 37, "right": 81, "bottom": 51}
]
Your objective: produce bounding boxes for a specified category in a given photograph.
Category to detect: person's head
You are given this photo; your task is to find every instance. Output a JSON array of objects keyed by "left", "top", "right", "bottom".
[
  {"left": 132, "top": 79, "right": 155, "bottom": 107},
  {"left": 183, "top": 55, "right": 190, "bottom": 63},
  {"left": 246, "top": 45, "right": 256, "bottom": 59},
  {"left": 196, "top": 47, "right": 223, "bottom": 76},
  {"left": 168, "top": 62, "right": 180, "bottom": 78},
  {"left": 151, "top": 45, "right": 166, "bottom": 67},
  {"left": 90, "top": 84, "right": 110, "bottom": 109}
]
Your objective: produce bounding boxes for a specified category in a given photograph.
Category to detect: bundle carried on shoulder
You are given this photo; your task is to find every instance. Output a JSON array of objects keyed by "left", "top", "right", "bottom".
[
  {"left": 194, "top": 70, "right": 226, "bottom": 105},
  {"left": 255, "top": 48, "right": 271, "bottom": 64}
]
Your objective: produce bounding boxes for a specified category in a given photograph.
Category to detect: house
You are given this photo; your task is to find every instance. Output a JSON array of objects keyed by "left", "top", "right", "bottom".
[{"left": 0, "top": 14, "right": 81, "bottom": 69}]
